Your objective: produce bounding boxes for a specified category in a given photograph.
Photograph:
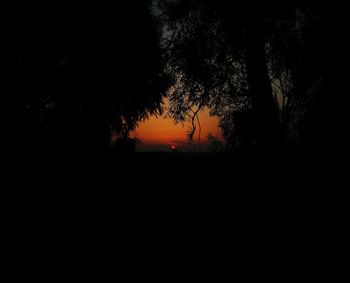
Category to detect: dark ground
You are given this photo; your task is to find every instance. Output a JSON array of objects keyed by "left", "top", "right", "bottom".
[
  {"left": 1, "top": 151, "right": 348, "bottom": 253},
  {"left": 2, "top": 151, "right": 347, "bottom": 205}
]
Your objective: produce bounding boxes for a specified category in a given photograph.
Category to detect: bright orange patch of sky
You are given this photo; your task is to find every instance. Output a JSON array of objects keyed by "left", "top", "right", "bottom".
[{"left": 132, "top": 99, "right": 221, "bottom": 151}]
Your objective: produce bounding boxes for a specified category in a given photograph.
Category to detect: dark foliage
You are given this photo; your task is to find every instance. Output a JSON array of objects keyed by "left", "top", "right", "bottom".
[
  {"left": 1, "top": 1, "right": 163, "bottom": 153},
  {"left": 1, "top": 1, "right": 348, "bottom": 156},
  {"left": 157, "top": 0, "right": 349, "bottom": 153}
]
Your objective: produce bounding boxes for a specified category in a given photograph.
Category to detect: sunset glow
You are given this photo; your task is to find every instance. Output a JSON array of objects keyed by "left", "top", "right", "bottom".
[{"left": 132, "top": 99, "right": 221, "bottom": 151}]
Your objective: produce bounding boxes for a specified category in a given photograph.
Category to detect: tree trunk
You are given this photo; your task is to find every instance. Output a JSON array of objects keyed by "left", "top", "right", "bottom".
[{"left": 244, "top": 13, "right": 283, "bottom": 152}]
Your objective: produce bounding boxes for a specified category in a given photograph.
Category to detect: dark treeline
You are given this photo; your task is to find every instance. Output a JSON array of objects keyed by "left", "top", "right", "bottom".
[
  {"left": 1, "top": 1, "right": 163, "bottom": 154},
  {"left": 1, "top": 1, "right": 348, "bottom": 242},
  {"left": 0, "top": 0, "right": 349, "bottom": 154},
  {"left": 158, "top": 0, "right": 349, "bottom": 153}
]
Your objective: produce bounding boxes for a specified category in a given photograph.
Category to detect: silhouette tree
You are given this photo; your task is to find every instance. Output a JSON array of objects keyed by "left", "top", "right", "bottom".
[
  {"left": 1, "top": 1, "right": 347, "bottom": 154},
  {"left": 0, "top": 1, "right": 163, "bottom": 153},
  {"left": 157, "top": 0, "right": 283, "bottom": 152},
  {"left": 157, "top": 0, "right": 348, "bottom": 153},
  {"left": 266, "top": 0, "right": 349, "bottom": 152}
]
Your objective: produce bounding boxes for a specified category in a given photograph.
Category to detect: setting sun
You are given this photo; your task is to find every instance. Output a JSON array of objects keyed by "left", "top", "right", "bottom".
[{"left": 132, "top": 99, "right": 221, "bottom": 151}]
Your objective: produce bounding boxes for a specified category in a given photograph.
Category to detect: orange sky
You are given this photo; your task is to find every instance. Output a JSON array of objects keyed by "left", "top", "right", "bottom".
[{"left": 132, "top": 99, "right": 221, "bottom": 151}]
